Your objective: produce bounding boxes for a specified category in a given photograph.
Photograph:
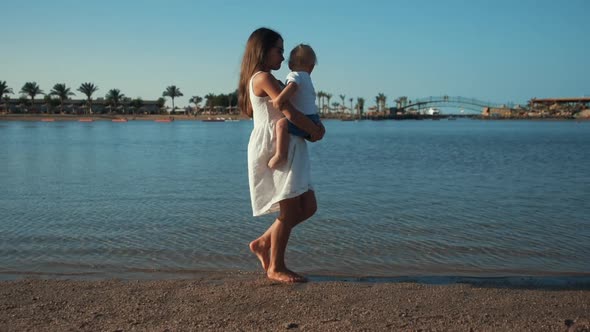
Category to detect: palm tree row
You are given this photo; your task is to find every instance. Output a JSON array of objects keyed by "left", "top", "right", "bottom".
[
  {"left": 1, "top": 81, "right": 102, "bottom": 114},
  {"left": 1, "top": 80, "right": 243, "bottom": 116},
  {"left": 315, "top": 89, "right": 394, "bottom": 118},
  {"left": 2, "top": 80, "right": 391, "bottom": 118},
  {"left": 316, "top": 91, "right": 370, "bottom": 118},
  {"left": 1, "top": 81, "right": 177, "bottom": 114}
]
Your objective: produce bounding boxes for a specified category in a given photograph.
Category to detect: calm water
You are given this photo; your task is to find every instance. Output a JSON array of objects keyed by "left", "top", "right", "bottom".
[{"left": 0, "top": 119, "right": 589, "bottom": 279}]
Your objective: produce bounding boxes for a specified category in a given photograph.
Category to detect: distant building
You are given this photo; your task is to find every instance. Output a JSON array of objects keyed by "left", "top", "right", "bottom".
[
  {"left": 529, "top": 97, "right": 590, "bottom": 109},
  {"left": 482, "top": 107, "right": 513, "bottom": 118},
  {"left": 528, "top": 97, "right": 590, "bottom": 118}
]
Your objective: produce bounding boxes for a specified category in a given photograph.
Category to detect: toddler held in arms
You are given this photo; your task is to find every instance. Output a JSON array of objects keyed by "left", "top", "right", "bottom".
[{"left": 268, "top": 44, "right": 322, "bottom": 169}]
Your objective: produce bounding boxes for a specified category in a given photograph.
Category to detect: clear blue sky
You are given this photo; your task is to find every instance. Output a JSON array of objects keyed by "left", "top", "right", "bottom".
[{"left": 1, "top": 0, "right": 588, "bottom": 108}]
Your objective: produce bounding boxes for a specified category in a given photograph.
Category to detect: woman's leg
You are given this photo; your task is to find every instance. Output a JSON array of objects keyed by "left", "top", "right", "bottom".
[
  {"left": 249, "top": 222, "right": 276, "bottom": 272},
  {"left": 250, "top": 190, "right": 318, "bottom": 282},
  {"left": 297, "top": 190, "right": 317, "bottom": 226},
  {"left": 266, "top": 195, "right": 305, "bottom": 282}
]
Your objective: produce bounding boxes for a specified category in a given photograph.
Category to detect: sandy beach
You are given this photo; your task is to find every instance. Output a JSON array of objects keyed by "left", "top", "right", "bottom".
[{"left": 1, "top": 272, "right": 589, "bottom": 331}]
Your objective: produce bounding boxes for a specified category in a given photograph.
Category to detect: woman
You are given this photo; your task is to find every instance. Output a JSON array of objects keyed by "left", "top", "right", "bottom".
[{"left": 238, "top": 27, "right": 325, "bottom": 283}]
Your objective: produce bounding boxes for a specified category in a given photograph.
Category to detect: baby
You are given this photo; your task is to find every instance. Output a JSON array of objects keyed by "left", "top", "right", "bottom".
[{"left": 268, "top": 44, "right": 322, "bottom": 169}]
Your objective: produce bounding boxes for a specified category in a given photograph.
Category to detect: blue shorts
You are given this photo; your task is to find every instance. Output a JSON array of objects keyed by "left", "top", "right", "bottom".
[{"left": 288, "top": 114, "right": 321, "bottom": 138}]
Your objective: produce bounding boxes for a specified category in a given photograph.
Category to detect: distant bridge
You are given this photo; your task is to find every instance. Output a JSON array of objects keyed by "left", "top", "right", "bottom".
[{"left": 398, "top": 96, "right": 508, "bottom": 113}]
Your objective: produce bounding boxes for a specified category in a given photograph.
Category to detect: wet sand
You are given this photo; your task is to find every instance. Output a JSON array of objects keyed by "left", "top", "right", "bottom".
[{"left": 1, "top": 272, "right": 589, "bottom": 331}]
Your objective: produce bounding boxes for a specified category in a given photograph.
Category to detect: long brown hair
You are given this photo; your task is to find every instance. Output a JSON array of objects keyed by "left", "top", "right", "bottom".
[{"left": 238, "top": 28, "right": 282, "bottom": 118}]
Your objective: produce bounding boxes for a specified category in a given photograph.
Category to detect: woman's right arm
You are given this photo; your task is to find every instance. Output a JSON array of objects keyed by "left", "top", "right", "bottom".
[
  {"left": 282, "top": 102, "right": 324, "bottom": 141},
  {"left": 271, "top": 82, "right": 297, "bottom": 110},
  {"left": 255, "top": 72, "right": 324, "bottom": 141}
]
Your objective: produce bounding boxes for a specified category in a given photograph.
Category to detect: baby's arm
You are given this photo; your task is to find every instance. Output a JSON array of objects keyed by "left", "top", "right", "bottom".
[{"left": 272, "top": 82, "right": 298, "bottom": 110}]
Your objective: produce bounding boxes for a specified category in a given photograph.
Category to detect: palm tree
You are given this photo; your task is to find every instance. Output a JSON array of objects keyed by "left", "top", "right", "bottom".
[
  {"left": 205, "top": 93, "right": 216, "bottom": 113},
  {"left": 325, "top": 93, "right": 332, "bottom": 113},
  {"left": 17, "top": 96, "right": 28, "bottom": 113},
  {"left": 332, "top": 102, "right": 340, "bottom": 111},
  {"left": 162, "top": 85, "right": 183, "bottom": 110},
  {"left": 374, "top": 93, "right": 387, "bottom": 112},
  {"left": 189, "top": 96, "right": 203, "bottom": 114},
  {"left": 339, "top": 94, "right": 346, "bottom": 112},
  {"left": 316, "top": 91, "right": 324, "bottom": 113},
  {"left": 77, "top": 82, "right": 99, "bottom": 114},
  {"left": 43, "top": 95, "right": 52, "bottom": 114},
  {"left": 228, "top": 90, "right": 237, "bottom": 114},
  {"left": 377, "top": 93, "right": 387, "bottom": 112},
  {"left": 156, "top": 97, "right": 166, "bottom": 114},
  {"left": 122, "top": 97, "right": 132, "bottom": 114},
  {"left": 130, "top": 98, "right": 143, "bottom": 115},
  {"left": 50, "top": 83, "right": 75, "bottom": 114},
  {"left": 20, "top": 82, "right": 44, "bottom": 113},
  {"left": 349, "top": 98, "right": 353, "bottom": 114},
  {"left": 0, "top": 81, "right": 14, "bottom": 112},
  {"left": 105, "top": 89, "right": 125, "bottom": 114},
  {"left": 43, "top": 95, "right": 60, "bottom": 114},
  {"left": 356, "top": 97, "right": 365, "bottom": 119},
  {"left": 2, "top": 95, "right": 10, "bottom": 113},
  {"left": 394, "top": 97, "right": 401, "bottom": 109},
  {"left": 0, "top": 81, "right": 13, "bottom": 97}
]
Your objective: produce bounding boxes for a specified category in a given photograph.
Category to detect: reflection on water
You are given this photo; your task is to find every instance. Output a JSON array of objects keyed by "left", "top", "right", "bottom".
[{"left": 0, "top": 119, "right": 589, "bottom": 278}]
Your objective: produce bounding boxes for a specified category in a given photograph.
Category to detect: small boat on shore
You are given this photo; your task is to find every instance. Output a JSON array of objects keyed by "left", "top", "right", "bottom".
[
  {"left": 41, "top": 118, "right": 55, "bottom": 122},
  {"left": 112, "top": 118, "right": 128, "bottom": 123},
  {"left": 79, "top": 118, "right": 94, "bottom": 122}
]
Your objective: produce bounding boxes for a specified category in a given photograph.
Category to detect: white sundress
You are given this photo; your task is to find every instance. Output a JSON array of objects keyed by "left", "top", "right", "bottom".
[{"left": 247, "top": 71, "right": 313, "bottom": 216}]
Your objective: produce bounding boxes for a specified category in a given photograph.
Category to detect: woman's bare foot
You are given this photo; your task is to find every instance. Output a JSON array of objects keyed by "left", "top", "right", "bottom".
[
  {"left": 267, "top": 268, "right": 307, "bottom": 283},
  {"left": 267, "top": 154, "right": 286, "bottom": 169},
  {"left": 249, "top": 239, "right": 270, "bottom": 271}
]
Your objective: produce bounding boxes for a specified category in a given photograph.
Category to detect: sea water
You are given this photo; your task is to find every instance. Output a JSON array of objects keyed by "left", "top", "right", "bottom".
[{"left": 0, "top": 119, "right": 588, "bottom": 278}]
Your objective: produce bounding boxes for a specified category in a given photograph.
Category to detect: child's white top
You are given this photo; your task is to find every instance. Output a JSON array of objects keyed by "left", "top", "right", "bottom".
[
  {"left": 285, "top": 71, "right": 318, "bottom": 115},
  {"left": 247, "top": 71, "right": 313, "bottom": 216}
]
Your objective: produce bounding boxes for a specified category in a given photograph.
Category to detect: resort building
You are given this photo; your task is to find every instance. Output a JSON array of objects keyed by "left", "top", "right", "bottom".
[{"left": 528, "top": 97, "right": 590, "bottom": 118}]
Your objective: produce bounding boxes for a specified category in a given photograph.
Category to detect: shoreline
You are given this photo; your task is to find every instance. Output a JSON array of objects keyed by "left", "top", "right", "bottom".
[
  {"left": 1, "top": 113, "right": 588, "bottom": 122},
  {"left": 3, "top": 268, "right": 590, "bottom": 284},
  {"left": 0, "top": 114, "right": 247, "bottom": 122},
  {"left": 1, "top": 272, "right": 589, "bottom": 331}
]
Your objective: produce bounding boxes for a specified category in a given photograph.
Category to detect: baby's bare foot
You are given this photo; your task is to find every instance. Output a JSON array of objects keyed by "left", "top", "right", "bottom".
[
  {"left": 267, "top": 154, "right": 286, "bottom": 169},
  {"left": 249, "top": 239, "right": 270, "bottom": 272}
]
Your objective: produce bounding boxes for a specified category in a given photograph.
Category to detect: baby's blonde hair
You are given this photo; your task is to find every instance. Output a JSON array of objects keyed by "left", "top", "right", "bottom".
[{"left": 288, "top": 44, "right": 317, "bottom": 70}]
